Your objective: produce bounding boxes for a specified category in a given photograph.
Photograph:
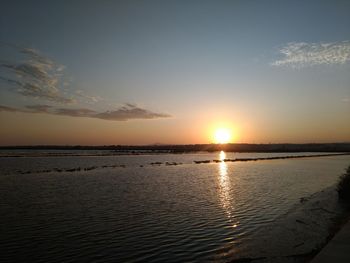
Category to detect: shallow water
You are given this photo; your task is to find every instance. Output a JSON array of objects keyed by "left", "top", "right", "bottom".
[{"left": 0, "top": 152, "right": 349, "bottom": 262}]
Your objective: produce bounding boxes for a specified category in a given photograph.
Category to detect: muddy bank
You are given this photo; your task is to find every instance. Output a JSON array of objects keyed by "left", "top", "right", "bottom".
[{"left": 228, "top": 185, "right": 350, "bottom": 263}]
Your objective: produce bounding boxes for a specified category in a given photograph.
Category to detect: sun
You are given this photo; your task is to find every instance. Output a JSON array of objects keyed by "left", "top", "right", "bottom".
[{"left": 214, "top": 128, "right": 232, "bottom": 144}]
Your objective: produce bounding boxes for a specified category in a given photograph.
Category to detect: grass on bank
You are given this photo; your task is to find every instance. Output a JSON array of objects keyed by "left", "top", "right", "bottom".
[{"left": 338, "top": 166, "right": 350, "bottom": 200}]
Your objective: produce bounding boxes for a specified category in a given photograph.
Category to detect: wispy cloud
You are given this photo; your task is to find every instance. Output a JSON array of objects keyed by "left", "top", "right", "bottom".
[
  {"left": 272, "top": 41, "right": 350, "bottom": 68},
  {"left": 0, "top": 43, "right": 171, "bottom": 121},
  {"left": 18, "top": 83, "right": 74, "bottom": 104},
  {"left": 0, "top": 103, "right": 171, "bottom": 121},
  {"left": 75, "top": 90, "right": 103, "bottom": 104},
  {"left": 0, "top": 44, "right": 74, "bottom": 103}
]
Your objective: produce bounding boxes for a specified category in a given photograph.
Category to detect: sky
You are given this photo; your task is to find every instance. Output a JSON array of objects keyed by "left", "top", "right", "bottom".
[{"left": 0, "top": 0, "right": 349, "bottom": 145}]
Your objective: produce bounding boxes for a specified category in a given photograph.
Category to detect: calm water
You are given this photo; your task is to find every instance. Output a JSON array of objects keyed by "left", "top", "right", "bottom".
[{"left": 0, "top": 152, "right": 349, "bottom": 262}]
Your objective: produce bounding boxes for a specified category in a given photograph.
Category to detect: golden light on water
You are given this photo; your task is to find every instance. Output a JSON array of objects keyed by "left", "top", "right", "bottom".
[
  {"left": 217, "top": 151, "right": 239, "bottom": 228},
  {"left": 214, "top": 128, "right": 232, "bottom": 144},
  {"left": 219, "top": 150, "right": 226, "bottom": 161}
]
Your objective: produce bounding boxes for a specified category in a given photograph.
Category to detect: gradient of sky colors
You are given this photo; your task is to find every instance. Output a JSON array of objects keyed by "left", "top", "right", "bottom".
[{"left": 1, "top": 0, "right": 350, "bottom": 145}]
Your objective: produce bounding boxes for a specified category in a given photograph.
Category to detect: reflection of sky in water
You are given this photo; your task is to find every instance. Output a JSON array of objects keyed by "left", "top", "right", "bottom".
[{"left": 218, "top": 151, "right": 238, "bottom": 228}]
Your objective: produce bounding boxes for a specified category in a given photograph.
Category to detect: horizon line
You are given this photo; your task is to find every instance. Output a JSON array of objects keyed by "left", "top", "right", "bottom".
[{"left": 1, "top": 142, "right": 350, "bottom": 148}]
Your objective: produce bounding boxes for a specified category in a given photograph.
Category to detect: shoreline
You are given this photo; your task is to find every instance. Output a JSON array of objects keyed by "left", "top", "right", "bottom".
[
  {"left": 0, "top": 151, "right": 349, "bottom": 159},
  {"left": 1, "top": 143, "right": 350, "bottom": 154},
  {"left": 228, "top": 185, "right": 350, "bottom": 263}
]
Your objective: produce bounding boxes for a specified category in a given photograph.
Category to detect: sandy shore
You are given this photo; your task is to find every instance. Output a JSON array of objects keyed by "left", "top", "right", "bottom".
[{"left": 228, "top": 185, "right": 350, "bottom": 263}]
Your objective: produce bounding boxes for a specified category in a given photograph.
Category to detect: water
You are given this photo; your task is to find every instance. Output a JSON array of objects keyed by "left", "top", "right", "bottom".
[{"left": 0, "top": 152, "right": 349, "bottom": 262}]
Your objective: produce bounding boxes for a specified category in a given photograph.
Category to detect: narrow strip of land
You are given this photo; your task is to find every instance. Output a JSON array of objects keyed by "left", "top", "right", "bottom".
[{"left": 193, "top": 153, "right": 350, "bottom": 164}]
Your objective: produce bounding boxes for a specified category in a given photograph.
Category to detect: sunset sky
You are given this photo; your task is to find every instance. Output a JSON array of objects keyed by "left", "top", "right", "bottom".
[{"left": 1, "top": 0, "right": 350, "bottom": 145}]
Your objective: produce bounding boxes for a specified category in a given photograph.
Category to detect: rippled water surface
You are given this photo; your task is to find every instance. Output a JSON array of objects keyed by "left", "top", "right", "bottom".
[{"left": 0, "top": 152, "right": 349, "bottom": 262}]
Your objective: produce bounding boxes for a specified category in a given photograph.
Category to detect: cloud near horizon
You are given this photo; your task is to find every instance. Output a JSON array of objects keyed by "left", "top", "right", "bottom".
[
  {"left": 25, "top": 104, "right": 53, "bottom": 113},
  {"left": 0, "top": 103, "right": 171, "bottom": 121},
  {"left": 0, "top": 44, "right": 171, "bottom": 121},
  {"left": 272, "top": 41, "right": 350, "bottom": 68}
]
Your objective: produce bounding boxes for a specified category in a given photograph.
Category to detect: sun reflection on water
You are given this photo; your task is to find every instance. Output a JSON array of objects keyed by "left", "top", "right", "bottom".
[
  {"left": 218, "top": 151, "right": 238, "bottom": 228},
  {"left": 219, "top": 150, "right": 226, "bottom": 161}
]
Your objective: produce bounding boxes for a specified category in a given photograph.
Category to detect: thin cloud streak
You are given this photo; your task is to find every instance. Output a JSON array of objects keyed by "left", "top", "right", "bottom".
[
  {"left": 272, "top": 41, "right": 350, "bottom": 68},
  {"left": 0, "top": 104, "right": 171, "bottom": 121},
  {"left": 25, "top": 104, "right": 53, "bottom": 113},
  {"left": 55, "top": 108, "right": 97, "bottom": 117},
  {"left": 95, "top": 104, "right": 171, "bottom": 121}
]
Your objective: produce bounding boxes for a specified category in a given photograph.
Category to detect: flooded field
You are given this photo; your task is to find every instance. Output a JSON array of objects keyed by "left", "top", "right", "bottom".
[{"left": 0, "top": 152, "right": 349, "bottom": 262}]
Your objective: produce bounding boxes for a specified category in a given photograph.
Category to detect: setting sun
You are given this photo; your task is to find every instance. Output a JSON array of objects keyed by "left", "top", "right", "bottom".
[{"left": 214, "top": 128, "right": 232, "bottom": 144}]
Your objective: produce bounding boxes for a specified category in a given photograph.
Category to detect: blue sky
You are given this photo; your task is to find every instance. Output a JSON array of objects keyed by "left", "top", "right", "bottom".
[{"left": 0, "top": 0, "right": 349, "bottom": 144}]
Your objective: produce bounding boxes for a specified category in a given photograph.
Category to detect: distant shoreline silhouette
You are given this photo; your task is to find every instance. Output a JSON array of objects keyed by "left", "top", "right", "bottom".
[{"left": 1, "top": 143, "right": 350, "bottom": 153}]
